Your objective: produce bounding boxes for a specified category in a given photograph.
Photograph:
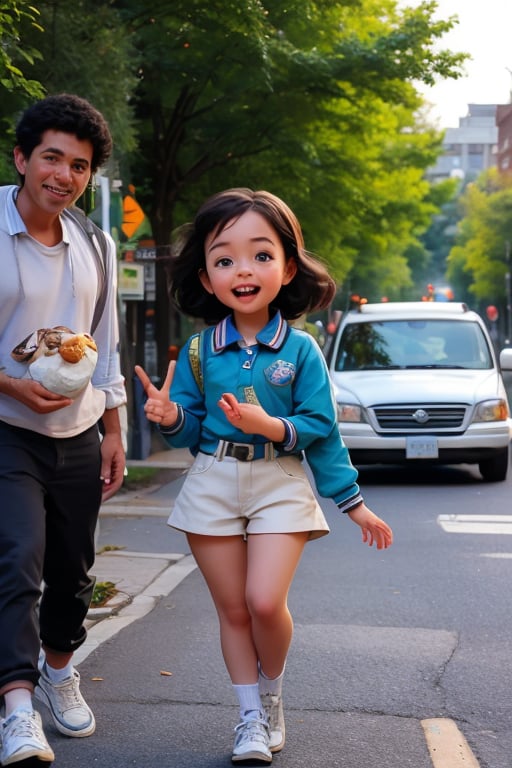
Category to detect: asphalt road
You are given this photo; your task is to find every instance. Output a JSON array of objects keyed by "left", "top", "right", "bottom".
[{"left": 38, "top": 461, "right": 512, "bottom": 768}]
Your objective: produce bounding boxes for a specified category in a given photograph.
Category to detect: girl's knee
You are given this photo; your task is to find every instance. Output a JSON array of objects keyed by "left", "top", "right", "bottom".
[{"left": 247, "top": 593, "right": 286, "bottom": 624}]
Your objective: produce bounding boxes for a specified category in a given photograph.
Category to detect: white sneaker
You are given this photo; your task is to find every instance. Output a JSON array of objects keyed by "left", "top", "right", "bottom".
[
  {"left": 232, "top": 716, "right": 272, "bottom": 764},
  {"left": 0, "top": 708, "right": 54, "bottom": 765},
  {"left": 260, "top": 693, "right": 285, "bottom": 753},
  {"left": 35, "top": 665, "right": 95, "bottom": 737}
]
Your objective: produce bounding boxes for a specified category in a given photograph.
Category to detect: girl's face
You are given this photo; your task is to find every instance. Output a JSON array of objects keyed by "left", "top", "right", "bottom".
[{"left": 200, "top": 210, "right": 296, "bottom": 322}]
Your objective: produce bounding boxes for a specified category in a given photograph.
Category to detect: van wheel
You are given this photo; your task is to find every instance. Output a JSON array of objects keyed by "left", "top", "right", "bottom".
[{"left": 479, "top": 447, "right": 509, "bottom": 482}]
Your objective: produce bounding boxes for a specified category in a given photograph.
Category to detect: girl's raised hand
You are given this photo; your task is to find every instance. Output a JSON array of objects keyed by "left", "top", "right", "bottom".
[{"left": 134, "top": 361, "right": 178, "bottom": 427}]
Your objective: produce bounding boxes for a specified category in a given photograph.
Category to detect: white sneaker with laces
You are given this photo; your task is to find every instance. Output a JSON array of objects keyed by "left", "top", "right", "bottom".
[
  {"left": 0, "top": 708, "right": 54, "bottom": 765},
  {"left": 35, "top": 665, "right": 95, "bottom": 737},
  {"left": 232, "top": 716, "right": 272, "bottom": 764},
  {"left": 260, "top": 693, "right": 285, "bottom": 753}
]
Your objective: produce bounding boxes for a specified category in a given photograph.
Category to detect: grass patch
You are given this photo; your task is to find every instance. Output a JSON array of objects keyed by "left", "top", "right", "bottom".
[
  {"left": 91, "top": 581, "right": 118, "bottom": 607},
  {"left": 122, "top": 466, "right": 161, "bottom": 489}
]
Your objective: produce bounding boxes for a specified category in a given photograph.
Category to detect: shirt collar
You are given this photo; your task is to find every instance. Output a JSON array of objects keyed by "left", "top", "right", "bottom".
[
  {"left": 4, "top": 185, "right": 71, "bottom": 244},
  {"left": 5, "top": 186, "right": 26, "bottom": 235},
  {"left": 213, "top": 311, "right": 289, "bottom": 352}
]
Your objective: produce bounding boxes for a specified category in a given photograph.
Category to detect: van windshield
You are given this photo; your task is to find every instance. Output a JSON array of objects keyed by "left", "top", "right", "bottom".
[{"left": 334, "top": 319, "right": 493, "bottom": 372}]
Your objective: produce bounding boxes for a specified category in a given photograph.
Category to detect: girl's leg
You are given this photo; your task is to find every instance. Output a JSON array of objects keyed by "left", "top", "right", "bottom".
[
  {"left": 247, "top": 532, "right": 308, "bottom": 754},
  {"left": 246, "top": 532, "right": 308, "bottom": 679},
  {"left": 186, "top": 534, "right": 258, "bottom": 683}
]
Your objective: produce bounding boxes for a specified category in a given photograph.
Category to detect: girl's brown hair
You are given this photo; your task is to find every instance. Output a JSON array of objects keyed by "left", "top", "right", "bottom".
[{"left": 170, "top": 188, "right": 336, "bottom": 324}]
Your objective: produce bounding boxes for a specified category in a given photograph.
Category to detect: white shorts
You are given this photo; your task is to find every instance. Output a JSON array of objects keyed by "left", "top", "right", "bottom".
[{"left": 168, "top": 452, "right": 330, "bottom": 540}]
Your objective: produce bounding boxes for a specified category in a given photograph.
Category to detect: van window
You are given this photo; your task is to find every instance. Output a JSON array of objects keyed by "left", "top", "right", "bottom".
[{"left": 334, "top": 320, "right": 492, "bottom": 371}]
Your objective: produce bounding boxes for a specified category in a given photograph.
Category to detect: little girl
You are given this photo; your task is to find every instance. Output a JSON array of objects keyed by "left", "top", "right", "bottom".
[{"left": 135, "top": 188, "right": 393, "bottom": 765}]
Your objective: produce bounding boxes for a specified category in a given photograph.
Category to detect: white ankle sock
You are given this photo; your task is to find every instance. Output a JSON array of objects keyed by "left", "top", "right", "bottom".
[
  {"left": 259, "top": 665, "right": 285, "bottom": 697},
  {"left": 233, "top": 683, "right": 263, "bottom": 720},
  {"left": 44, "top": 660, "right": 73, "bottom": 684},
  {"left": 4, "top": 689, "right": 33, "bottom": 717}
]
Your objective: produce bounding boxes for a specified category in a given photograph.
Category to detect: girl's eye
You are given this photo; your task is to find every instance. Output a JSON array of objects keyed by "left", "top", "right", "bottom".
[
  {"left": 255, "top": 251, "right": 272, "bottom": 262},
  {"left": 214, "top": 257, "right": 233, "bottom": 268}
]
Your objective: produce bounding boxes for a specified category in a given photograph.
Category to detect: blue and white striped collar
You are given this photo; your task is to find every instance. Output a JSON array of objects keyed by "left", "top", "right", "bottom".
[{"left": 212, "top": 311, "right": 289, "bottom": 352}]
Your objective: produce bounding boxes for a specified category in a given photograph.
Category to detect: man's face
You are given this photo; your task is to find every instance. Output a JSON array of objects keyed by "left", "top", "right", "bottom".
[{"left": 14, "top": 129, "right": 93, "bottom": 214}]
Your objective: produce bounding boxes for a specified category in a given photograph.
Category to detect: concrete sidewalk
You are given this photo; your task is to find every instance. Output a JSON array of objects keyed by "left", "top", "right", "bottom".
[{"left": 81, "top": 446, "right": 195, "bottom": 661}]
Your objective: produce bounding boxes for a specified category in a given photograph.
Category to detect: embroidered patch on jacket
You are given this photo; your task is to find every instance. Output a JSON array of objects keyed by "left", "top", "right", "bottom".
[{"left": 264, "top": 360, "right": 295, "bottom": 386}]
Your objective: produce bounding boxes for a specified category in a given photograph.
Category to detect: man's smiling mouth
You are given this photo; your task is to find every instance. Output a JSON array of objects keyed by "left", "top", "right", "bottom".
[{"left": 44, "top": 184, "right": 70, "bottom": 197}]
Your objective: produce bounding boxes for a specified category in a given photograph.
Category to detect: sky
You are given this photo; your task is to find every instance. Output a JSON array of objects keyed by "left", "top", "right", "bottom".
[{"left": 400, "top": 0, "right": 512, "bottom": 128}]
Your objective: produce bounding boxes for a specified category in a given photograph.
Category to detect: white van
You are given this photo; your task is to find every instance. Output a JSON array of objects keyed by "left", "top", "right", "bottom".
[{"left": 326, "top": 302, "right": 512, "bottom": 481}]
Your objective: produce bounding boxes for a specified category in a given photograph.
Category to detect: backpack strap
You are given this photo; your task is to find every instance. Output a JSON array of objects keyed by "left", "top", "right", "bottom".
[
  {"left": 188, "top": 331, "right": 204, "bottom": 393},
  {"left": 64, "top": 206, "right": 109, "bottom": 334}
]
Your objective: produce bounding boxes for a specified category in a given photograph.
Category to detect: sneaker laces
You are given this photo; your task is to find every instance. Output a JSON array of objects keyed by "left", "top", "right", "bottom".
[
  {"left": 4, "top": 711, "right": 41, "bottom": 740},
  {"left": 52, "top": 675, "right": 84, "bottom": 712},
  {"left": 261, "top": 694, "right": 281, "bottom": 729},
  {"left": 234, "top": 717, "right": 269, "bottom": 746}
]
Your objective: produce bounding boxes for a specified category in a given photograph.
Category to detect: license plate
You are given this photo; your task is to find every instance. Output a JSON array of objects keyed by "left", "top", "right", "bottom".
[{"left": 406, "top": 435, "right": 438, "bottom": 459}]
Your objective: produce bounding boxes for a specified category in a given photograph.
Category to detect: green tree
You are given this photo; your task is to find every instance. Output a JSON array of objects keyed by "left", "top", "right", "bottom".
[
  {"left": 3, "top": 0, "right": 467, "bottom": 367},
  {"left": 447, "top": 169, "right": 512, "bottom": 318},
  {"left": 28, "top": 0, "right": 138, "bottom": 155},
  {"left": 0, "top": 0, "right": 45, "bottom": 180},
  {"left": 1, "top": 0, "right": 138, "bottom": 179},
  {"left": 112, "top": 0, "right": 466, "bottom": 362}
]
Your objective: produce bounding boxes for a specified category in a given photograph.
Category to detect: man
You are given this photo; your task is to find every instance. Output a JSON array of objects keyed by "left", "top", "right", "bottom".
[{"left": 0, "top": 94, "right": 126, "bottom": 765}]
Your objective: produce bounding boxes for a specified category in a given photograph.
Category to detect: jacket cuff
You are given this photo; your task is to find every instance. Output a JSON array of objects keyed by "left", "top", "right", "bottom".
[{"left": 157, "top": 404, "right": 184, "bottom": 435}]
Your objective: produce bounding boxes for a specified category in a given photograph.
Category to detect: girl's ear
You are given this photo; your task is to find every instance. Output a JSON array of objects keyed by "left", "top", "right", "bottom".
[
  {"left": 282, "top": 257, "right": 298, "bottom": 286},
  {"left": 199, "top": 268, "right": 215, "bottom": 294}
]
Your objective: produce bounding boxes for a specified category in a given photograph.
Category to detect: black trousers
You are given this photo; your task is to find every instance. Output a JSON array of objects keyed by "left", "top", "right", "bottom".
[{"left": 0, "top": 420, "right": 102, "bottom": 691}]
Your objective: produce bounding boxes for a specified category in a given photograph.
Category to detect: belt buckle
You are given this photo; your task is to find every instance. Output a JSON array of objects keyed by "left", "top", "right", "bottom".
[{"left": 232, "top": 443, "right": 254, "bottom": 461}]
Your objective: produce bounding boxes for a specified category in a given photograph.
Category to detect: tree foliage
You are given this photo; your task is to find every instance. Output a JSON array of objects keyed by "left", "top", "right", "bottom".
[
  {"left": 447, "top": 169, "right": 512, "bottom": 313},
  {"left": 114, "top": 0, "right": 465, "bottom": 297},
  {"left": 19, "top": 0, "right": 138, "bottom": 158},
  {"left": 0, "top": 0, "right": 468, "bottom": 360},
  {"left": 0, "top": 0, "right": 45, "bottom": 180}
]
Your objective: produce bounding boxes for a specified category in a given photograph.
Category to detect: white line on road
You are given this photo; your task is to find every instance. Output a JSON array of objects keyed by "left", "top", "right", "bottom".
[{"left": 437, "top": 514, "right": 512, "bottom": 534}]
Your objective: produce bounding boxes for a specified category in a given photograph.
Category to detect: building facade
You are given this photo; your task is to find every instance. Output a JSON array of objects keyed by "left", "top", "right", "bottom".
[
  {"left": 426, "top": 104, "right": 498, "bottom": 182},
  {"left": 496, "top": 104, "right": 512, "bottom": 173}
]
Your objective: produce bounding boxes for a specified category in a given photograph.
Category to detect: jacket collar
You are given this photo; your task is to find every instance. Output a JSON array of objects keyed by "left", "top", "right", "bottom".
[{"left": 212, "top": 310, "right": 288, "bottom": 352}]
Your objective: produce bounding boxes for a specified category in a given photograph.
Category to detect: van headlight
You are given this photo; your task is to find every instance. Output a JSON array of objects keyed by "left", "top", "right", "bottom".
[
  {"left": 336, "top": 403, "right": 367, "bottom": 423},
  {"left": 473, "top": 399, "right": 509, "bottom": 422}
]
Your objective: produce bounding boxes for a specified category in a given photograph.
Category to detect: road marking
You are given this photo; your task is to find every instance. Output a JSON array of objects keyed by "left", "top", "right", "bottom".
[
  {"left": 438, "top": 514, "right": 512, "bottom": 534},
  {"left": 481, "top": 552, "right": 512, "bottom": 558},
  {"left": 422, "top": 718, "right": 480, "bottom": 767}
]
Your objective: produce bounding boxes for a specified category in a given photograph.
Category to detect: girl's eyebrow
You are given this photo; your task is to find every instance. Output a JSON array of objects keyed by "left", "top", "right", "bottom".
[{"left": 207, "top": 236, "right": 275, "bottom": 255}]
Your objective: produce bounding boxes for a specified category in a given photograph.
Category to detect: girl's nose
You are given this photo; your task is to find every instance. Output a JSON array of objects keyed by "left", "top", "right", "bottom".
[{"left": 237, "top": 259, "right": 253, "bottom": 275}]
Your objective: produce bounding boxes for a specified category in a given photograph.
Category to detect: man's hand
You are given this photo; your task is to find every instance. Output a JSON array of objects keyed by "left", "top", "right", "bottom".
[
  {"left": 134, "top": 361, "right": 178, "bottom": 427},
  {"left": 0, "top": 374, "right": 72, "bottom": 413}
]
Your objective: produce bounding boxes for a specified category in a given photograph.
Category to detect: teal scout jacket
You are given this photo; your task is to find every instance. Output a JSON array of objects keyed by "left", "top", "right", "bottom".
[{"left": 160, "top": 311, "right": 362, "bottom": 513}]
